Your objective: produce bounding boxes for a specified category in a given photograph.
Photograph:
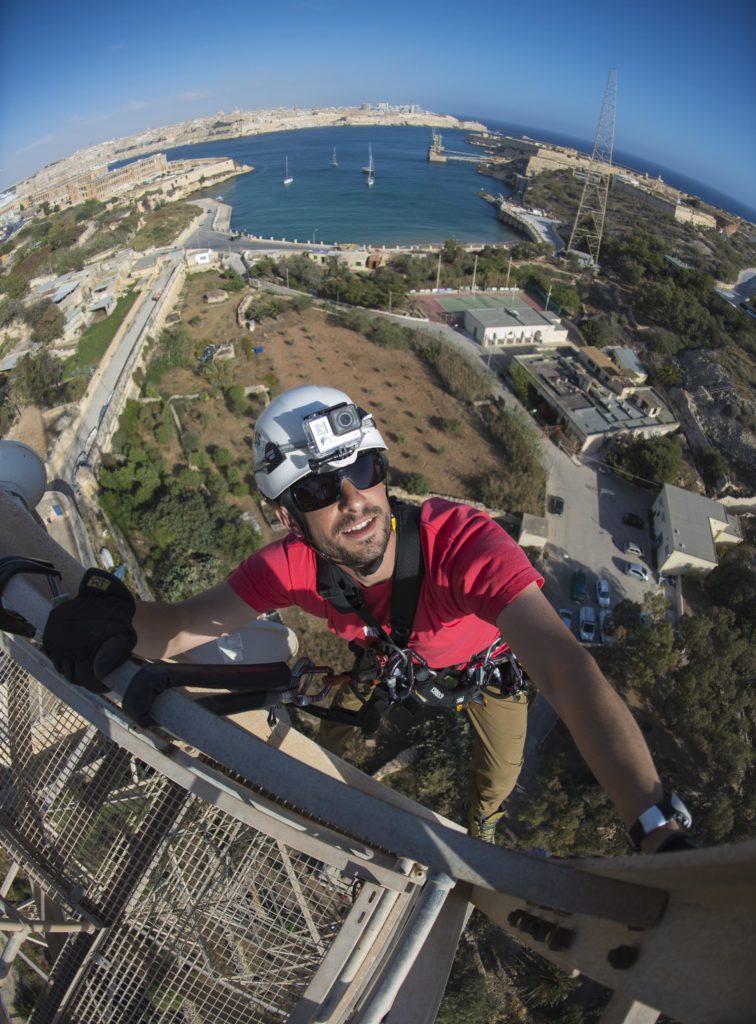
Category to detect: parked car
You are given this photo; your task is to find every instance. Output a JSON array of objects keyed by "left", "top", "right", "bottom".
[
  {"left": 551, "top": 495, "right": 565, "bottom": 515},
  {"left": 623, "top": 512, "right": 645, "bottom": 529},
  {"left": 571, "top": 570, "right": 587, "bottom": 602},
  {"left": 579, "top": 606, "right": 596, "bottom": 642},
  {"left": 558, "top": 608, "right": 573, "bottom": 631},
  {"left": 595, "top": 577, "right": 611, "bottom": 608},
  {"left": 599, "top": 609, "right": 616, "bottom": 644},
  {"left": 625, "top": 561, "right": 649, "bottom": 582},
  {"left": 624, "top": 540, "right": 643, "bottom": 558}
]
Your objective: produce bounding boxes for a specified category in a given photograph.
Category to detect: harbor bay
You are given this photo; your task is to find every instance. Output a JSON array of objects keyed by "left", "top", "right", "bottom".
[{"left": 161, "top": 125, "right": 521, "bottom": 247}]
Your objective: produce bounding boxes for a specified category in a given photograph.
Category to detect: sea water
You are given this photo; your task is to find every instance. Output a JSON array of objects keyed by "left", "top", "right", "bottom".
[{"left": 163, "top": 125, "right": 520, "bottom": 247}]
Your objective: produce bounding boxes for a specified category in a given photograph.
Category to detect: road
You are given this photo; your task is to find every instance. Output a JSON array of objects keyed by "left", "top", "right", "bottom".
[
  {"left": 714, "top": 266, "right": 756, "bottom": 315},
  {"left": 184, "top": 199, "right": 334, "bottom": 256},
  {"left": 56, "top": 255, "right": 182, "bottom": 482}
]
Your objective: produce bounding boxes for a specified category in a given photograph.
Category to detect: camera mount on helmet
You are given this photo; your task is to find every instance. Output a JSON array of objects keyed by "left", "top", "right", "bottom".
[{"left": 252, "top": 385, "right": 388, "bottom": 503}]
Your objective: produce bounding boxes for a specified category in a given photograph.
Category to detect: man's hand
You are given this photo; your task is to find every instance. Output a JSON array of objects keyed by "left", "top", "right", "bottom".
[
  {"left": 42, "top": 569, "right": 137, "bottom": 692},
  {"left": 644, "top": 827, "right": 698, "bottom": 854}
]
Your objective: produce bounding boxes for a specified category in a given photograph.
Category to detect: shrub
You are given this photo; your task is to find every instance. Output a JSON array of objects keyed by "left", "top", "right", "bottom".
[
  {"left": 226, "top": 385, "right": 248, "bottom": 416},
  {"left": 400, "top": 471, "right": 430, "bottom": 494},
  {"left": 413, "top": 335, "right": 491, "bottom": 403}
]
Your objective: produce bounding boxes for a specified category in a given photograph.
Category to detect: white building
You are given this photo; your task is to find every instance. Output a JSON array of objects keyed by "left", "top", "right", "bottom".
[
  {"left": 464, "top": 304, "right": 568, "bottom": 347},
  {"left": 651, "top": 483, "right": 743, "bottom": 576}
]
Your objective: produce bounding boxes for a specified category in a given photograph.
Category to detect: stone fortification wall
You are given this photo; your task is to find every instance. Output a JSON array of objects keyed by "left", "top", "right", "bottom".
[{"left": 526, "top": 149, "right": 594, "bottom": 177}]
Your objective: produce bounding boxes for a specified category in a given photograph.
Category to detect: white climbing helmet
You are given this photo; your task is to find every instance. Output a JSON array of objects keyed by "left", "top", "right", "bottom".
[{"left": 253, "top": 385, "right": 387, "bottom": 501}]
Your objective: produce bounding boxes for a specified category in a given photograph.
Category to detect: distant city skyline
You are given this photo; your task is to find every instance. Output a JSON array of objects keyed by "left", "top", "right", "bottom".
[{"left": 1, "top": 0, "right": 754, "bottom": 213}]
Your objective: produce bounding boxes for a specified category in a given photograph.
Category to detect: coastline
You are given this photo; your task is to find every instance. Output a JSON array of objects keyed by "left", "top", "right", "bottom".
[{"left": 15, "top": 109, "right": 487, "bottom": 191}]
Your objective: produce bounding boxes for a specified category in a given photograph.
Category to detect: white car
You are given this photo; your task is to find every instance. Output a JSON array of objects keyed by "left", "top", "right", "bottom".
[
  {"left": 595, "top": 577, "right": 611, "bottom": 608},
  {"left": 579, "top": 606, "right": 596, "bottom": 642},
  {"left": 624, "top": 541, "right": 643, "bottom": 558},
  {"left": 625, "top": 562, "right": 649, "bottom": 582},
  {"left": 558, "top": 608, "right": 573, "bottom": 631}
]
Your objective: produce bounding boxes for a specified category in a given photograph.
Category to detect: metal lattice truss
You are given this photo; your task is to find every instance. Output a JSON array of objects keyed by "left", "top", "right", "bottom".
[
  {"left": 0, "top": 489, "right": 755, "bottom": 1024},
  {"left": 567, "top": 67, "right": 618, "bottom": 265},
  {"left": 0, "top": 644, "right": 421, "bottom": 1024}
]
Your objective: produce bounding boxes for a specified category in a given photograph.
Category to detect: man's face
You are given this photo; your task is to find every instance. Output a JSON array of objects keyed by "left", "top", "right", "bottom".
[{"left": 301, "top": 478, "right": 392, "bottom": 572}]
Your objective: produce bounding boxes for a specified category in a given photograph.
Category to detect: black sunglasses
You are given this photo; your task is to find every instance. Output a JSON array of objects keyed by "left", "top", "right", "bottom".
[{"left": 289, "top": 451, "right": 387, "bottom": 513}]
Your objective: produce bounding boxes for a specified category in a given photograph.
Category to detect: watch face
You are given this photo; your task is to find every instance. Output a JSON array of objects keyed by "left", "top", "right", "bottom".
[{"left": 669, "top": 792, "right": 693, "bottom": 830}]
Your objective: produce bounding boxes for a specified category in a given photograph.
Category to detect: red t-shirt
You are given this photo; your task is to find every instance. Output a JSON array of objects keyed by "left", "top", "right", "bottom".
[{"left": 228, "top": 498, "right": 543, "bottom": 668}]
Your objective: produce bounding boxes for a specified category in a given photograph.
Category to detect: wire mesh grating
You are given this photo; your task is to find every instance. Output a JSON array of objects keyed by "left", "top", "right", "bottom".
[{"left": 0, "top": 644, "right": 370, "bottom": 1023}]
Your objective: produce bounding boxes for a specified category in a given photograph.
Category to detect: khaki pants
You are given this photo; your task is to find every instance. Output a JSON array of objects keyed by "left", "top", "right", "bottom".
[{"left": 317, "top": 684, "right": 528, "bottom": 823}]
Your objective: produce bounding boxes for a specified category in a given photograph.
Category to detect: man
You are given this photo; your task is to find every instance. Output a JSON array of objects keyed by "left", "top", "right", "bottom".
[{"left": 43, "top": 384, "right": 692, "bottom": 851}]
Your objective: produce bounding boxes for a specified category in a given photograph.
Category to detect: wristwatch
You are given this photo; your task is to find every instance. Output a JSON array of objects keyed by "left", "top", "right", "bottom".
[{"left": 627, "top": 793, "right": 692, "bottom": 851}]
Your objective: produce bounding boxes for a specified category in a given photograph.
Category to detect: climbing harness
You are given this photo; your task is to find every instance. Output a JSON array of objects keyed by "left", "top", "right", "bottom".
[{"left": 4, "top": 539, "right": 526, "bottom": 732}]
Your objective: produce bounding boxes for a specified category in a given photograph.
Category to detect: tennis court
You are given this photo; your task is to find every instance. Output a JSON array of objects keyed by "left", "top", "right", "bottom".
[{"left": 435, "top": 293, "right": 533, "bottom": 313}]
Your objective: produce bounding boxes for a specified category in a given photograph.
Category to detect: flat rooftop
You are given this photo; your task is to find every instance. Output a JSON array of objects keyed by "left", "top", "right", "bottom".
[{"left": 517, "top": 350, "right": 677, "bottom": 436}]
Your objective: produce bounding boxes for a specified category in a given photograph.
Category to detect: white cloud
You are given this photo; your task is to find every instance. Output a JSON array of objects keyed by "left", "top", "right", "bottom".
[
  {"left": 14, "top": 133, "right": 58, "bottom": 155},
  {"left": 110, "top": 43, "right": 125, "bottom": 51},
  {"left": 121, "top": 100, "right": 150, "bottom": 112},
  {"left": 176, "top": 90, "right": 215, "bottom": 102}
]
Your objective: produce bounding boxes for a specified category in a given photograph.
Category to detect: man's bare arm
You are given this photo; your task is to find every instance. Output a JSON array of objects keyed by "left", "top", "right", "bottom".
[
  {"left": 497, "top": 582, "right": 676, "bottom": 850},
  {"left": 133, "top": 581, "right": 258, "bottom": 660}
]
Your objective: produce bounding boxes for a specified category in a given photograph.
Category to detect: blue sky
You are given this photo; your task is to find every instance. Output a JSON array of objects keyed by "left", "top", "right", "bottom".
[{"left": 2, "top": 0, "right": 754, "bottom": 210}]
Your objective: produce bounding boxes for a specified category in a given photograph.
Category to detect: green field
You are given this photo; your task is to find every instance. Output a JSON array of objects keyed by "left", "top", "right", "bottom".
[{"left": 64, "top": 291, "right": 139, "bottom": 377}]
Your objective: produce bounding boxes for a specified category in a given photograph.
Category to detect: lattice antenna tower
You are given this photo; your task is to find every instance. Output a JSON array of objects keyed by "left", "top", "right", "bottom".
[{"left": 567, "top": 67, "right": 618, "bottom": 265}]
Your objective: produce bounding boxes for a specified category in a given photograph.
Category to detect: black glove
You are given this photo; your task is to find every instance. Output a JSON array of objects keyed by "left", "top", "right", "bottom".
[
  {"left": 653, "top": 831, "right": 698, "bottom": 853},
  {"left": 122, "top": 666, "right": 173, "bottom": 727},
  {"left": 42, "top": 569, "right": 137, "bottom": 692}
]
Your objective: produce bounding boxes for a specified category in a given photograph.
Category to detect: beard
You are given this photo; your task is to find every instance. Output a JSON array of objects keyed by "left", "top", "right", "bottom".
[{"left": 316, "top": 503, "right": 392, "bottom": 573}]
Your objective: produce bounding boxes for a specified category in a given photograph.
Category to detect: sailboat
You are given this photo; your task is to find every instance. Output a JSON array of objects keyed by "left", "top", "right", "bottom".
[
  {"left": 283, "top": 157, "right": 293, "bottom": 186},
  {"left": 366, "top": 144, "right": 374, "bottom": 188},
  {"left": 331, "top": 147, "right": 338, "bottom": 167}
]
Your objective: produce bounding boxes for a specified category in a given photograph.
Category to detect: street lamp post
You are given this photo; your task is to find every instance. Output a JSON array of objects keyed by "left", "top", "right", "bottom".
[{"left": 313, "top": 228, "right": 318, "bottom": 244}]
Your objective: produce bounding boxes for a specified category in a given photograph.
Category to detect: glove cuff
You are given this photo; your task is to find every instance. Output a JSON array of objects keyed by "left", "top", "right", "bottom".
[{"left": 79, "top": 569, "right": 136, "bottom": 617}]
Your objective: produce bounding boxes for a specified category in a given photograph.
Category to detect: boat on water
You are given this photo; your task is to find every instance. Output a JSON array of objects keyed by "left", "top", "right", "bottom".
[
  {"left": 331, "top": 147, "right": 338, "bottom": 167},
  {"left": 283, "top": 157, "right": 293, "bottom": 186},
  {"left": 366, "top": 144, "right": 374, "bottom": 187}
]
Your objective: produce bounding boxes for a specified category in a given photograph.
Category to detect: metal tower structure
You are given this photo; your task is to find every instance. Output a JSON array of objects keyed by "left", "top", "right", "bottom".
[
  {"left": 0, "top": 464, "right": 755, "bottom": 1023},
  {"left": 567, "top": 68, "right": 618, "bottom": 265}
]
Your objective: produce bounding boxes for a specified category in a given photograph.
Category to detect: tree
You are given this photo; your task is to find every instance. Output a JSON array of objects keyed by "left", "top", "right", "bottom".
[
  {"left": 513, "top": 949, "right": 580, "bottom": 1009},
  {"left": 11, "top": 349, "right": 62, "bottom": 407},
  {"left": 580, "top": 315, "right": 613, "bottom": 348},
  {"left": 697, "top": 446, "right": 728, "bottom": 492},
  {"left": 606, "top": 434, "right": 683, "bottom": 489},
  {"left": 704, "top": 556, "right": 756, "bottom": 627},
  {"left": 508, "top": 363, "right": 532, "bottom": 404},
  {"left": 25, "top": 299, "right": 65, "bottom": 344},
  {"left": 0, "top": 296, "right": 20, "bottom": 329}
]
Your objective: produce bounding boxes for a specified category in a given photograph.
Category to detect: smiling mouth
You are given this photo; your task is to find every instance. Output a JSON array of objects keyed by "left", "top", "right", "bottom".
[{"left": 341, "top": 516, "right": 375, "bottom": 537}]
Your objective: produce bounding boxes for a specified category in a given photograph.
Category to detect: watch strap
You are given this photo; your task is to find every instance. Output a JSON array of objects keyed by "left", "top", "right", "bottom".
[{"left": 627, "top": 793, "right": 692, "bottom": 851}]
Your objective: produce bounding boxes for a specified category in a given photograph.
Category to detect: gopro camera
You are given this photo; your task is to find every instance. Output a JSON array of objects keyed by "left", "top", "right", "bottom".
[{"left": 304, "top": 403, "right": 364, "bottom": 456}]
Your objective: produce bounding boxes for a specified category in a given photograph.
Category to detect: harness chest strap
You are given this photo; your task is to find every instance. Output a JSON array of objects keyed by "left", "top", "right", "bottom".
[
  {"left": 315, "top": 499, "right": 424, "bottom": 651},
  {"left": 315, "top": 502, "right": 526, "bottom": 705}
]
